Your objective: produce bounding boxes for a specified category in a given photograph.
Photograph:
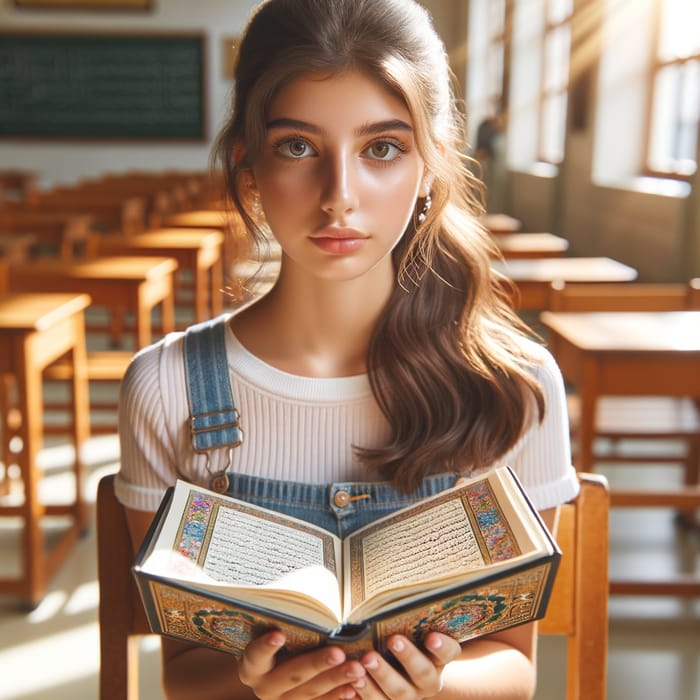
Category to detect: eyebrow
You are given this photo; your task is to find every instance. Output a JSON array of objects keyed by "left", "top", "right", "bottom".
[{"left": 265, "top": 118, "right": 414, "bottom": 137}]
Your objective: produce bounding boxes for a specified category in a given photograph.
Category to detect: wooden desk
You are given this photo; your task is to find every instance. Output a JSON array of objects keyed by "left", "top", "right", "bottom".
[
  {"left": 0, "top": 292, "right": 91, "bottom": 606},
  {"left": 0, "top": 233, "right": 36, "bottom": 263},
  {"left": 164, "top": 209, "right": 249, "bottom": 280},
  {"left": 494, "top": 257, "right": 638, "bottom": 309},
  {"left": 8, "top": 256, "right": 177, "bottom": 348},
  {"left": 92, "top": 229, "right": 224, "bottom": 323},
  {"left": 0, "top": 170, "right": 38, "bottom": 201},
  {"left": 163, "top": 209, "right": 228, "bottom": 229},
  {"left": 0, "top": 211, "right": 94, "bottom": 259},
  {"left": 28, "top": 194, "right": 146, "bottom": 234},
  {"left": 480, "top": 213, "right": 522, "bottom": 234},
  {"left": 493, "top": 232, "right": 569, "bottom": 259},
  {"left": 540, "top": 310, "right": 700, "bottom": 596}
]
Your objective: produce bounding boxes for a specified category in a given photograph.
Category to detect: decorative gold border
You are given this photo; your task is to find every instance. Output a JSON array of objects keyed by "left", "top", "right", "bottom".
[{"left": 15, "top": 0, "right": 151, "bottom": 10}]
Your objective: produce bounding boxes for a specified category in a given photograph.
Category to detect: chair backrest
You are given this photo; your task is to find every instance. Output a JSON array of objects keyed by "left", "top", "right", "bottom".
[
  {"left": 547, "top": 280, "right": 695, "bottom": 311},
  {"left": 96, "top": 472, "right": 610, "bottom": 700},
  {"left": 97, "top": 474, "right": 153, "bottom": 700},
  {"left": 539, "top": 472, "right": 609, "bottom": 700}
]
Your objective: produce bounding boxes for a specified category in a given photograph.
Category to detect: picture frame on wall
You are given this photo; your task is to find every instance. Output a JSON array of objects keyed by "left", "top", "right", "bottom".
[{"left": 14, "top": 0, "right": 152, "bottom": 10}]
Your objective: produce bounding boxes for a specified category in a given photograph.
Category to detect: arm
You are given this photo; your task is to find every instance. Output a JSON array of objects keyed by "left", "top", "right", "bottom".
[
  {"left": 125, "top": 506, "right": 552, "bottom": 699},
  {"left": 125, "top": 507, "right": 368, "bottom": 700},
  {"left": 346, "top": 507, "right": 557, "bottom": 700}
]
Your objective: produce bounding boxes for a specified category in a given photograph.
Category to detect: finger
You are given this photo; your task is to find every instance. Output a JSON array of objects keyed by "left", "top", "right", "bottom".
[
  {"left": 249, "top": 644, "right": 364, "bottom": 699},
  {"left": 238, "top": 630, "right": 286, "bottom": 686},
  {"left": 291, "top": 659, "right": 366, "bottom": 700},
  {"left": 360, "top": 636, "right": 441, "bottom": 697},
  {"left": 422, "top": 632, "right": 462, "bottom": 665}
]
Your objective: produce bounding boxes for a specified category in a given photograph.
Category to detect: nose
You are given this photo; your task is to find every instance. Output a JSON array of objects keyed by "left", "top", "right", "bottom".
[{"left": 320, "top": 151, "right": 359, "bottom": 216}]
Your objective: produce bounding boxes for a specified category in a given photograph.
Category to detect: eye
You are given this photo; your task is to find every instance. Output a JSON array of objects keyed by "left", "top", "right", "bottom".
[
  {"left": 364, "top": 140, "right": 405, "bottom": 161},
  {"left": 275, "top": 137, "right": 316, "bottom": 159}
]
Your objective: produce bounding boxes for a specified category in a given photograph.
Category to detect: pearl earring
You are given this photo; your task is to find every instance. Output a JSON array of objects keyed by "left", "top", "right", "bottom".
[{"left": 418, "top": 193, "right": 432, "bottom": 224}]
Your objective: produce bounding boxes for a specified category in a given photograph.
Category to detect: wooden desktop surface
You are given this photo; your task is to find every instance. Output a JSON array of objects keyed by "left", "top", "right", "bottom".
[
  {"left": 494, "top": 257, "right": 638, "bottom": 308},
  {"left": 493, "top": 232, "right": 569, "bottom": 258},
  {"left": 480, "top": 213, "right": 522, "bottom": 233},
  {"left": 8, "top": 256, "right": 177, "bottom": 348},
  {"left": 541, "top": 310, "right": 700, "bottom": 596},
  {"left": 0, "top": 292, "right": 92, "bottom": 605},
  {"left": 95, "top": 229, "right": 224, "bottom": 321},
  {"left": 540, "top": 310, "right": 700, "bottom": 472}
]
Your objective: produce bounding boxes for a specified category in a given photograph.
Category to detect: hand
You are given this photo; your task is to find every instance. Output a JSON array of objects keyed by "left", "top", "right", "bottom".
[
  {"left": 238, "top": 630, "right": 368, "bottom": 700},
  {"left": 353, "top": 633, "right": 461, "bottom": 699}
]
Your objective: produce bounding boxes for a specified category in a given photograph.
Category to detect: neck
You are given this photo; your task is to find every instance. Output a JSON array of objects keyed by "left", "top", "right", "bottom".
[{"left": 232, "top": 256, "right": 394, "bottom": 377}]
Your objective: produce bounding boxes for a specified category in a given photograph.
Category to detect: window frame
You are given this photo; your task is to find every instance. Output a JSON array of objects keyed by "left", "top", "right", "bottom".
[
  {"left": 536, "top": 0, "right": 573, "bottom": 164},
  {"left": 644, "top": 0, "right": 700, "bottom": 182}
]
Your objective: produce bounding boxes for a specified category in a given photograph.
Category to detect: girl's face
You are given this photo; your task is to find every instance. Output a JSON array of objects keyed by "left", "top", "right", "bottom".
[{"left": 250, "top": 69, "right": 427, "bottom": 283}]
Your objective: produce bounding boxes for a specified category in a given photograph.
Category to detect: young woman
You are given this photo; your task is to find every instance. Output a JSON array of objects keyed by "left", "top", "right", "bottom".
[{"left": 116, "top": 0, "right": 578, "bottom": 697}]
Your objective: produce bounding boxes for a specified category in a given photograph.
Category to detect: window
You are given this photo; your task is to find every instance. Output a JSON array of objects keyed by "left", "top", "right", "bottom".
[
  {"left": 538, "top": 0, "right": 573, "bottom": 163},
  {"left": 466, "top": 0, "right": 507, "bottom": 147},
  {"left": 647, "top": 0, "right": 700, "bottom": 178}
]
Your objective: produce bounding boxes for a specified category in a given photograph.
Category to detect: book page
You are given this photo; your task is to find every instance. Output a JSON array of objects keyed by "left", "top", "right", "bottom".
[
  {"left": 203, "top": 507, "right": 328, "bottom": 586},
  {"left": 343, "top": 469, "right": 549, "bottom": 620},
  {"left": 357, "top": 499, "right": 485, "bottom": 602},
  {"left": 140, "top": 481, "right": 343, "bottom": 624}
]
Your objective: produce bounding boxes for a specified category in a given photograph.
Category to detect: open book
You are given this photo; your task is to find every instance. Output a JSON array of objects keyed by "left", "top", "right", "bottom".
[{"left": 133, "top": 466, "right": 560, "bottom": 658}]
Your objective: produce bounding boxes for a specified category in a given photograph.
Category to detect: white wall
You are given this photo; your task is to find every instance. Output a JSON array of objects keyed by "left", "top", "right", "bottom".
[
  {"left": 502, "top": 0, "right": 695, "bottom": 281},
  {"left": 0, "top": 0, "right": 259, "bottom": 187}
]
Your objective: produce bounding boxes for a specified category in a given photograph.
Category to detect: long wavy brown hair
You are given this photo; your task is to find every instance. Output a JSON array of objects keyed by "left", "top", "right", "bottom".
[{"left": 212, "top": 0, "right": 545, "bottom": 491}]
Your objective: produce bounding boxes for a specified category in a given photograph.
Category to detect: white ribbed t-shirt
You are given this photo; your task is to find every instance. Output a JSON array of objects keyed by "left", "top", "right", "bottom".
[{"left": 115, "top": 316, "right": 578, "bottom": 512}]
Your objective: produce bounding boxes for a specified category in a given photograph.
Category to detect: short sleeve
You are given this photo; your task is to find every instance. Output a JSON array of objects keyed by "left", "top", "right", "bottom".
[
  {"left": 496, "top": 341, "right": 579, "bottom": 511},
  {"left": 114, "top": 333, "right": 188, "bottom": 511}
]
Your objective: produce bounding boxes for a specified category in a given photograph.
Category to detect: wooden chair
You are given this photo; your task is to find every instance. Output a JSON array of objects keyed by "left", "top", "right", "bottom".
[
  {"left": 95, "top": 472, "right": 609, "bottom": 700},
  {"left": 97, "top": 474, "right": 153, "bottom": 700},
  {"left": 546, "top": 280, "right": 700, "bottom": 509},
  {"left": 538, "top": 473, "right": 609, "bottom": 700}
]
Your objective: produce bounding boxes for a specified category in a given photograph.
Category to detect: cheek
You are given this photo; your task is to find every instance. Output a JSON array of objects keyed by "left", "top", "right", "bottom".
[{"left": 366, "top": 169, "right": 422, "bottom": 222}]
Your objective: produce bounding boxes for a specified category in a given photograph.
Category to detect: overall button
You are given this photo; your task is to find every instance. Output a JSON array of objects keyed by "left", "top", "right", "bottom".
[{"left": 333, "top": 490, "right": 351, "bottom": 507}]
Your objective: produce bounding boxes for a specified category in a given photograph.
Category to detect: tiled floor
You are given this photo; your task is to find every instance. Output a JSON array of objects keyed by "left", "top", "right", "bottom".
[{"left": 0, "top": 436, "right": 699, "bottom": 699}]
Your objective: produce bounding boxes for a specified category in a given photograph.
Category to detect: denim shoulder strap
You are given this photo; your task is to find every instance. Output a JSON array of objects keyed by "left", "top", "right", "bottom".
[{"left": 183, "top": 316, "right": 243, "bottom": 452}]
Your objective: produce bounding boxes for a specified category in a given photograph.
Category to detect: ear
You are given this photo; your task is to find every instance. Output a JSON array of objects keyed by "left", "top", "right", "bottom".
[{"left": 419, "top": 174, "right": 433, "bottom": 198}]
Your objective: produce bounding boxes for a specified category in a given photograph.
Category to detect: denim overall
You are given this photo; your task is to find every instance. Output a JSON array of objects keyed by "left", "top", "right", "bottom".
[{"left": 183, "top": 317, "right": 460, "bottom": 538}]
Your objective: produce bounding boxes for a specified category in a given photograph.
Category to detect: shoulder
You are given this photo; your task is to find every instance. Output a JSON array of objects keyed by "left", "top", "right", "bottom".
[
  {"left": 121, "top": 314, "right": 238, "bottom": 410},
  {"left": 521, "top": 336, "right": 563, "bottom": 388},
  {"left": 495, "top": 327, "right": 564, "bottom": 390},
  {"left": 120, "top": 331, "right": 190, "bottom": 423},
  {"left": 123, "top": 331, "right": 186, "bottom": 390}
]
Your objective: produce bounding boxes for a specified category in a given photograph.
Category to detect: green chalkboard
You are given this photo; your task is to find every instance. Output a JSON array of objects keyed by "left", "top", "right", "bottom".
[{"left": 0, "top": 32, "right": 206, "bottom": 140}]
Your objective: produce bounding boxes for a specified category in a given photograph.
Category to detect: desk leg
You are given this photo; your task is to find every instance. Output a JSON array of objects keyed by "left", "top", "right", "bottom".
[
  {"left": 576, "top": 358, "right": 599, "bottom": 473},
  {"left": 0, "top": 374, "right": 16, "bottom": 496},
  {"left": 69, "top": 313, "right": 90, "bottom": 532},
  {"left": 135, "top": 287, "right": 151, "bottom": 350},
  {"left": 15, "top": 335, "right": 45, "bottom": 606},
  {"left": 160, "top": 287, "right": 175, "bottom": 337},
  {"left": 110, "top": 306, "right": 127, "bottom": 348},
  {"left": 211, "top": 256, "right": 223, "bottom": 317},
  {"left": 194, "top": 257, "right": 207, "bottom": 323}
]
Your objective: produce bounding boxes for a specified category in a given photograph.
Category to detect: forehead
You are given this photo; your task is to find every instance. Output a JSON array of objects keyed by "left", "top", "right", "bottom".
[{"left": 267, "top": 69, "right": 414, "bottom": 130}]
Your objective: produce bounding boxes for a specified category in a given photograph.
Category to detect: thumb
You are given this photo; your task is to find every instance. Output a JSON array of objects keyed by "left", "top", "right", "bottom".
[{"left": 238, "top": 630, "right": 286, "bottom": 685}]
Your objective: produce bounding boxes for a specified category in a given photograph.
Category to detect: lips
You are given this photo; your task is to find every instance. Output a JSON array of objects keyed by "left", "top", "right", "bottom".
[
  {"left": 311, "top": 227, "right": 367, "bottom": 241},
  {"left": 310, "top": 227, "right": 368, "bottom": 254}
]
